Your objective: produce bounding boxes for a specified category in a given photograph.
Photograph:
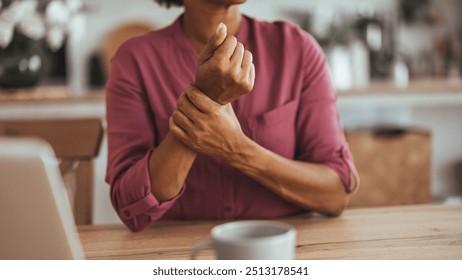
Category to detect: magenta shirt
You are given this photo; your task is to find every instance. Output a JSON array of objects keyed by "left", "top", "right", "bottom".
[{"left": 106, "top": 15, "right": 358, "bottom": 232}]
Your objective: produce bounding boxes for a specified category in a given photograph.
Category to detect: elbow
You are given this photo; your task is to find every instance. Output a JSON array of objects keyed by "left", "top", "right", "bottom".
[
  {"left": 326, "top": 194, "right": 349, "bottom": 217},
  {"left": 295, "top": 189, "right": 350, "bottom": 217},
  {"left": 114, "top": 201, "right": 161, "bottom": 232},
  {"left": 114, "top": 206, "right": 152, "bottom": 233},
  {"left": 323, "top": 189, "right": 351, "bottom": 217},
  {"left": 111, "top": 186, "right": 156, "bottom": 233},
  {"left": 325, "top": 169, "right": 359, "bottom": 217}
]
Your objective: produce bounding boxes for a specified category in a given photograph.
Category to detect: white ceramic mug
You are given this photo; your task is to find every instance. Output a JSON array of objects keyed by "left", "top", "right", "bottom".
[{"left": 190, "top": 220, "right": 297, "bottom": 260}]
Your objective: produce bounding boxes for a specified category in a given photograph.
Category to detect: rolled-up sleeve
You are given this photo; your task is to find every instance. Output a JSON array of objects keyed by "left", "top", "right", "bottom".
[
  {"left": 295, "top": 33, "right": 359, "bottom": 193},
  {"left": 105, "top": 41, "right": 183, "bottom": 232}
]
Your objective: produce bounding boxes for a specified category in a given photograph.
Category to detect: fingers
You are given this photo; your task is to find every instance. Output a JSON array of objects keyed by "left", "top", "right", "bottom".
[
  {"left": 198, "top": 23, "right": 227, "bottom": 65},
  {"left": 172, "top": 92, "right": 197, "bottom": 137},
  {"left": 171, "top": 108, "right": 194, "bottom": 132},
  {"left": 176, "top": 91, "right": 200, "bottom": 122},
  {"left": 230, "top": 42, "right": 244, "bottom": 70},
  {"left": 241, "top": 50, "right": 253, "bottom": 70},
  {"left": 179, "top": 85, "right": 219, "bottom": 115},
  {"left": 186, "top": 85, "right": 218, "bottom": 113},
  {"left": 213, "top": 35, "right": 238, "bottom": 61},
  {"left": 169, "top": 116, "right": 189, "bottom": 142},
  {"left": 171, "top": 91, "right": 202, "bottom": 140},
  {"left": 215, "top": 40, "right": 254, "bottom": 88},
  {"left": 248, "top": 63, "right": 256, "bottom": 91},
  {"left": 241, "top": 50, "right": 255, "bottom": 93}
]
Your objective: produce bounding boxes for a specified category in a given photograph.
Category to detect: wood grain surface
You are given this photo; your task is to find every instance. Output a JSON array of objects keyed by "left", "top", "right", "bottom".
[{"left": 78, "top": 204, "right": 462, "bottom": 260}]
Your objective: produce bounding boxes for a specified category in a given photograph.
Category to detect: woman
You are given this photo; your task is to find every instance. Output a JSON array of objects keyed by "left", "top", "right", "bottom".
[{"left": 106, "top": 0, "right": 359, "bottom": 232}]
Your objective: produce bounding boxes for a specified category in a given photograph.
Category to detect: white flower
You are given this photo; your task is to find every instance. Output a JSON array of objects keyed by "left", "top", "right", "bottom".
[
  {"left": 46, "top": 0, "right": 71, "bottom": 26},
  {"left": 0, "top": 19, "right": 14, "bottom": 48},
  {"left": 0, "top": 0, "right": 85, "bottom": 49},
  {"left": 65, "top": 0, "right": 83, "bottom": 13},
  {"left": 2, "top": 0, "right": 38, "bottom": 24},
  {"left": 18, "top": 12, "right": 46, "bottom": 40},
  {"left": 46, "top": 25, "right": 65, "bottom": 51}
]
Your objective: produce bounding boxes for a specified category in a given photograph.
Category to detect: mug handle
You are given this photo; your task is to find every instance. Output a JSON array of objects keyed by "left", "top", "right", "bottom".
[{"left": 190, "top": 240, "right": 213, "bottom": 260}]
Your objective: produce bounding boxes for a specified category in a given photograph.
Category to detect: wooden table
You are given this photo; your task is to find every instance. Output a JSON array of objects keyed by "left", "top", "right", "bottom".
[{"left": 78, "top": 204, "right": 462, "bottom": 260}]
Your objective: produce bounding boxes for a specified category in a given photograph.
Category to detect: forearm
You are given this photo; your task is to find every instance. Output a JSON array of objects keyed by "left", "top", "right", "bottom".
[
  {"left": 227, "top": 136, "right": 349, "bottom": 216},
  {"left": 149, "top": 132, "right": 197, "bottom": 202}
]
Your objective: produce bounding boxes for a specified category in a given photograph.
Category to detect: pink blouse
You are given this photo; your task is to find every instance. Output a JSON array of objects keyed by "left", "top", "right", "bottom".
[{"left": 106, "top": 15, "right": 358, "bottom": 232}]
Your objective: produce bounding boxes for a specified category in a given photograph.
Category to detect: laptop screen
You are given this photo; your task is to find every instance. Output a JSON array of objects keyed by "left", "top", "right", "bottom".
[{"left": 0, "top": 137, "right": 84, "bottom": 260}]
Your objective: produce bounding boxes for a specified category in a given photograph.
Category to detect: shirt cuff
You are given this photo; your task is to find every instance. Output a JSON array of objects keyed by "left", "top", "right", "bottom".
[
  {"left": 115, "top": 151, "right": 185, "bottom": 231},
  {"left": 340, "top": 145, "right": 360, "bottom": 193},
  {"left": 119, "top": 193, "right": 157, "bottom": 220}
]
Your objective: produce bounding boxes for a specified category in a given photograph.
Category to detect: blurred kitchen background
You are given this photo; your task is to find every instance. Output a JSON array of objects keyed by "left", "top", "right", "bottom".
[{"left": 1, "top": 0, "right": 462, "bottom": 224}]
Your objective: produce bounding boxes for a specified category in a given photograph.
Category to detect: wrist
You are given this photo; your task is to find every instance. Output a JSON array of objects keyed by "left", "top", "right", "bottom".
[
  {"left": 226, "top": 134, "right": 259, "bottom": 168},
  {"left": 167, "top": 132, "right": 197, "bottom": 155}
]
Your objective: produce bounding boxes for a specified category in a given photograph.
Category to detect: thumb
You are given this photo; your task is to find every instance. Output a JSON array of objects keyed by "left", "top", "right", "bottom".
[{"left": 198, "top": 22, "right": 227, "bottom": 65}]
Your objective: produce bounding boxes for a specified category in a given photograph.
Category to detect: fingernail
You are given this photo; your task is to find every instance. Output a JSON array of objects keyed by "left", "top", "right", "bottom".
[{"left": 216, "top": 22, "right": 226, "bottom": 34}]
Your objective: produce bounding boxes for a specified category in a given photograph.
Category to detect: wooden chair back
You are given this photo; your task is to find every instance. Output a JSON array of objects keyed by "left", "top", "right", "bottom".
[
  {"left": 101, "top": 22, "right": 154, "bottom": 76},
  {"left": 345, "top": 128, "right": 431, "bottom": 207},
  {"left": 0, "top": 118, "right": 104, "bottom": 224}
]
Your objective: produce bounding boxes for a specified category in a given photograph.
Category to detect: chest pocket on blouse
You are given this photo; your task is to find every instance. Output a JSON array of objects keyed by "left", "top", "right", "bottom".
[{"left": 246, "top": 99, "right": 299, "bottom": 159}]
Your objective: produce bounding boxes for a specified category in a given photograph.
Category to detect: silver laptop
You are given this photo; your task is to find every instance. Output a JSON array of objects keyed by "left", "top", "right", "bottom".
[{"left": 0, "top": 137, "right": 84, "bottom": 259}]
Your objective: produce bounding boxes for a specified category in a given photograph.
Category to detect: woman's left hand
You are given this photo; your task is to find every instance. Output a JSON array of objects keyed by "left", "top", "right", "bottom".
[{"left": 169, "top": 85, "right": 245, "bottom": 160}]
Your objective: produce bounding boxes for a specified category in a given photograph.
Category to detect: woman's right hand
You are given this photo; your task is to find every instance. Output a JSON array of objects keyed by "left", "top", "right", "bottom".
[{"left": 195, "top": 23, "right": 255, "bottom": 105}]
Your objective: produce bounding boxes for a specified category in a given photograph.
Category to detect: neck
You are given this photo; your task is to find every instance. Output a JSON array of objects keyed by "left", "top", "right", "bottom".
[{"left": 182, "top": 3, "right": 241, "bottom": 54}]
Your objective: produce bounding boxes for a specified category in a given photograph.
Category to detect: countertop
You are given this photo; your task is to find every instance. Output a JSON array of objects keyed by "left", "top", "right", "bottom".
[
  {"left": 0, "top": 86, "right": 105, "bottom": 119},
  {"left": 338, "top": 79, "right": 462, "bottom": 109},
  {"left": 1, "top": 80, "right": 462, "bottom": 119}
]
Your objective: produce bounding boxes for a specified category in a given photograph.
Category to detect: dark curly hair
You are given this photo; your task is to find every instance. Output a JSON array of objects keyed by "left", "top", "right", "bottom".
[{"left": 154, "top": 0, "right": 184, "bottom": 7}]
